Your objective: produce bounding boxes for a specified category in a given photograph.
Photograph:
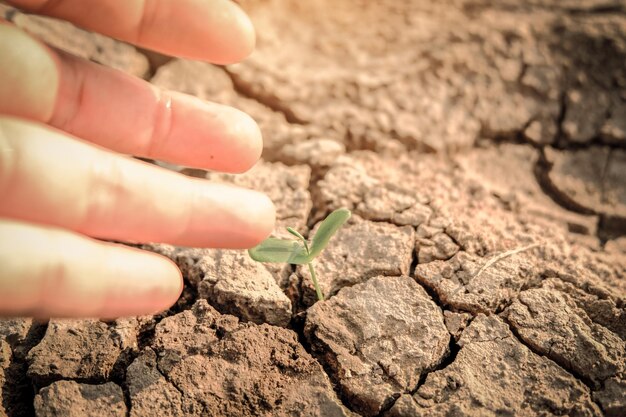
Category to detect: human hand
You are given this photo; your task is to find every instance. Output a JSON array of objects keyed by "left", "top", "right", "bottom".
[{"left": 0, "top": 0, "right": 275, "bottom": 318}]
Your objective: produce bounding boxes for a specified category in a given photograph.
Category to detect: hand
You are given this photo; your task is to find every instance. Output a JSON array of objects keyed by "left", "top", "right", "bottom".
[{"left": 0, "top": 0, "right": 276, "bottom": 318}]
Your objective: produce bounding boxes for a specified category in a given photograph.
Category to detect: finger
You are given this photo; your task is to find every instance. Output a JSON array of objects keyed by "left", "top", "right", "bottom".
[
  {"left": 5, "top": 0, "right": 255, "bottom": 64},
  {"left": 0, "top": 218, "right": 183, "bottom": 317},
  {"left": 0, "top": 23, "right": 262, "bottom": 173},
  {"left": 0, "top": 117, "right": 276, "bottom": 248}
]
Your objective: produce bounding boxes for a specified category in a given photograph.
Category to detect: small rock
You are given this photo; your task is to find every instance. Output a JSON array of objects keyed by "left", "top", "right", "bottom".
[
  {"left": 593, "top": 376, "right": 626, "bottom": 417},
  {"left": 605, "top": 236, "right": 626, "bottom": 254},
  {"left": 443, "top": 311, "right": 473, "bottom": 341},
  {"left": 416, "top": 232, "right": 459, "bottom": 263},
  {"left": 27, "top": 319, "right": 138, "bottom": 385},
  {"left": 127, "top": 349, "right": 184, "bottom": 417},
  {"left": 386, "top": 315, "right": 601, "bottom": 416},
  {"left": 524, "top": 117, "right": 558, "bottom": 145},
  {"left": 0, "top": 318, "right": 39, "bottom": 359},
  {"left": 0, "top": 318, "right": 32, "bottom": 343},
  {"left": 305, "top": 276, "right": 449, "bottom": 417},
  {"left": 34, "top": 381, "right": 126, "bottom": 417},
  {"left": 299, "top": 220, "right": 415, "bottom": 304}
]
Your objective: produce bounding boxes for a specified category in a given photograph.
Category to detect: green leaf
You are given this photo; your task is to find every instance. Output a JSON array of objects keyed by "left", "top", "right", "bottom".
[
  {"left": 248, "top": 238, "right": 310, "bottom": 264},
  {"left": 309, "top": 208, "right": 351, "bottom": 258},
  {"left": 286, "top": 227, "right": 306, "bottom": 243}
]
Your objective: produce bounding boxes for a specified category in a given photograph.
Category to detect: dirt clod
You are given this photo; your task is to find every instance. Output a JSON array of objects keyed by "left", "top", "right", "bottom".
[
  {"left": 443, "top": 311, "right": 473, "bottom": 341},
  {"left": 505, "top": 287, "right": 625, "bottom": 387},
  {"left": 126, "top": 348, "right": 184, "bottom": 417},
  {"left": 544, "top": 148, "right": 626, "bottom": 237},
  {"left": 593, "top": 376, "right": 626, "bottom": 417},
  {"left": 305, "top": 276, "right": 449, "bottom": 416},
  {"left": 298, "top": 220, "right": 415, "bottom": 304},
  {"left": 386, "top": 315, "right": 602, "bottom": 416},
  {"left": 149, "top": 300, "right": 352, "bottom": 416},
  {"left": 34, "top": 380, "right": 127, "bottom": 417},
  {"left": 180, "top": 248, "right": 292, "bottom": 327},
  {"left": 27, "top": 319, "right": 138, "bottom": 385}
]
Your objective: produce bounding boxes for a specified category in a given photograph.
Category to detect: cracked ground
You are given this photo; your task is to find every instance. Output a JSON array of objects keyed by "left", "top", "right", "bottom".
[{"left": 1, "top": 0, "right": 625, "bottom": 416}]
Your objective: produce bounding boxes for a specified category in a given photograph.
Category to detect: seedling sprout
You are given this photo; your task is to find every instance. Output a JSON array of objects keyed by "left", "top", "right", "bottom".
[{"left": 248, "top": 208, "right": 351, "bottom": 301}]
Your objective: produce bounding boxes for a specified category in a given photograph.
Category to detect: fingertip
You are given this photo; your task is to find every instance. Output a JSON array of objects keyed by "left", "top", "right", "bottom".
[
  {"left": 232, "top": 189, "right": 276, "bottom": 248},
  {"left": 216, "top": 0, "right": 256, "bottom": 64},
  {"left": 237, "top": 4, "right": 256, "bottom": 59},
  {"left": 115, "top": 250, "right": 183, "bottom": 316},
  {"left": 224, "top": 108, "right": 263, "bottom": 173},
  {"left": 251, "top": 191, "right": 276, "bottom": 245},
  {"left": 165, "top": 93, "right": 262, "bottom": 172},
  {"left": 154, "top": 253, "right": 184, "bottom": 309}
]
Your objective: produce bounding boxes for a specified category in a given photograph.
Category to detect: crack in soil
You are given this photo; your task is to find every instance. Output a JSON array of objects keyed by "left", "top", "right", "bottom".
[
  {"left": 222, "top": 67, "right": 308, "bottom": 125},
  {"left": 379, "top": 325, "right": 466, "bottom": 417},
  {"left": 410, "top": 243, "right": 462, "bottom": 314},
  {"left": 108, "top": 371, "right": 132, "bottom": 417},
  {"left": 533, "top": 148, "right": 596, "bottom": 215},
  {"left": 2, "top": 358, "right": 36, "bottom": 417},
  {"left": 500, "top": 314, "right": 602, "bottom": 399},
  {"left": 533, "top": 146, "right": 626, "bottom": 242},
  {"left": 412, "top": 332, "right": 463, "bottom": 397},
  {"left": 284, "top": 174, "right": 367, "bottom": 416},
  {"left": 154, "top": 361, "right": 186, "bottom": 401},
  {"left": 1, "top": 320, "right": 47, "bottom": 416},
  {"left": 372, "top": 395, "right": 399, "bottom": 417},
  {"left": 290, "top": 318, "right": 365, "bottom": 417}
]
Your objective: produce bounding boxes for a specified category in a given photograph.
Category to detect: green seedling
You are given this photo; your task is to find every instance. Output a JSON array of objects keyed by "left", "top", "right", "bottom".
[{"left": 248, "top": 208, "right": 351, "bottom": 301}]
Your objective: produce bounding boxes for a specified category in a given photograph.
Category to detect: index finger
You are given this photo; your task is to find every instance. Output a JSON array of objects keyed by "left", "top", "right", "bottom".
[{"left": 5, "top": 0, "right": 255, "bottom": 64}]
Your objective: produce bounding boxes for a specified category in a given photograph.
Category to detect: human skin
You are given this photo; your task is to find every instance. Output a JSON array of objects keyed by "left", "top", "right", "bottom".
[{"left": 0, "top": 0, "right": 276, "bottom": 318}]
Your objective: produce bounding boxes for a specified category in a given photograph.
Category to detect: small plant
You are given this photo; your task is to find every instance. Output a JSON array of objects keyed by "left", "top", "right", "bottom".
[{"left": 248, "top": 208, "right": 351, "bottom": 301}]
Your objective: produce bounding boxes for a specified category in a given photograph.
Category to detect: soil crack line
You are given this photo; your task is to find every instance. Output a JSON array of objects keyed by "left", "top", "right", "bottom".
[
  {"left": 222, "top": 67, "right": 308, "bottom": 124},
  {"left": 501, "top": 316, "right": 601, "bottom": 399},
  {"left": 155, "top": 362, "right": 186, "bottom": 400}
]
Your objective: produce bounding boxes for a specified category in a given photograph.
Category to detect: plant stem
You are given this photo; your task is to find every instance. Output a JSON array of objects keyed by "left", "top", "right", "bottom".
[{"left": 308, "top": 261, "right": 324, "bottom": 301}]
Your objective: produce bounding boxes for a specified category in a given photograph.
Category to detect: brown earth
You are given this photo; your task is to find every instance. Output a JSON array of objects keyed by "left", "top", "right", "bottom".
[{"left": 1, "top": 1, "right": 625, "bottom": 416}]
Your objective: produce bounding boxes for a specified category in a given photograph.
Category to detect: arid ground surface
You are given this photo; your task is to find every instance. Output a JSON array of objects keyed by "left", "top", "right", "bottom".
[{"left": 1, "top": 0, "right": 626, "bottom": 416}]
